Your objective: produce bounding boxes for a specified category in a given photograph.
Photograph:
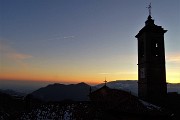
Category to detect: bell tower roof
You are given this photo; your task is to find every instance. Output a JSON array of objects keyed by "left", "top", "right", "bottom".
[
  {"left": 135, "top": 3, "right": 167, "bottom": 38},
  {"left": 145, "top": 15, "right": 155, "bottom": 26},
  {"left": 135, "top": 15, "right": 167, "bottom": 38}
]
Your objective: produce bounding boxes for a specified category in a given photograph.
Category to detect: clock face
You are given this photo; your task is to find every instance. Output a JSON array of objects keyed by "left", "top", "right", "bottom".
[{"left": 140, "top": 68, "right": 145, "bottom": 78}]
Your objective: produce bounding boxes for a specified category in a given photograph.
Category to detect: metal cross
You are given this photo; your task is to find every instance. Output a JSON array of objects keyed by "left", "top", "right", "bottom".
[
  {"left": 104, "top": 77, "right": 107, "bottom": 86},
  {"left": 147, "top": 3, "right": 152, "bottom": 16}
]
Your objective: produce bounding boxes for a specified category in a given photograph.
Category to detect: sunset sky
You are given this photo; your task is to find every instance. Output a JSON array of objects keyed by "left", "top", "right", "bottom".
[{"left": 0, "top": 0, "right": 180, "bottom": 85}]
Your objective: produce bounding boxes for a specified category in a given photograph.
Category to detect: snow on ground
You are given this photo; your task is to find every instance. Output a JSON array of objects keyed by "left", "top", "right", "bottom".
[
  {"left": 20, "top": 103, "right": 89, "bottom": 120},
  {"left": 21, "top": 105, "right": 71, "bottom": 120},
  {"left": 139, "top": 99, "right": 161, "bottom": 111}
]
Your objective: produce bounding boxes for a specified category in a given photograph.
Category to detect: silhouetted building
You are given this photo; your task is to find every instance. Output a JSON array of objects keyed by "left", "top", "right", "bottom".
[
  {"left": 135, "top": 14, "right": 167, "bottom": 103},
  {"left": 89, "top": 85, "right": 170, "bottom": 120}
]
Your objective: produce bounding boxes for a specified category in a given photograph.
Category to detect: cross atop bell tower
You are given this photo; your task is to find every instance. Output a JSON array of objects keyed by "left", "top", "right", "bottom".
[
  {"left": 135, "top": 6, "right": 167, "bottom": 103},
  {"left": 146, "top": 3, "right": 152, "bottom": 16}
]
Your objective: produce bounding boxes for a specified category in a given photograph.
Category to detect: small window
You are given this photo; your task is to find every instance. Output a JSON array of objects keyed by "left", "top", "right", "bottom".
[
  {"left": 155, "top": 43, "right": 158, "bottom": 48},
  {"left": 152, "top": 40, "right": 159, "bottom": 57}
]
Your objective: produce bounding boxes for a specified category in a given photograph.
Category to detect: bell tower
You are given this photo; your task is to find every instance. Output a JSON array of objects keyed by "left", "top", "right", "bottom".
[{"left": 135, "top": 5, "right": 167, "bottom": 103}]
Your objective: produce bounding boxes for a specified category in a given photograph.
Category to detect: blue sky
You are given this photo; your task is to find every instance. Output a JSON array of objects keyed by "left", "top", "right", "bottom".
[{"left": 0, "top": 0, "right": 180, "bottom": 84}]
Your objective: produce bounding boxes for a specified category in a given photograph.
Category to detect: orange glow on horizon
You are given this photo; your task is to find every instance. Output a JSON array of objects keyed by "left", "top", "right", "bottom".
[
  {"left": 0, "top": 75, "right": 179, "bottom": 85},
  {"left": 0, "top": 73, "right": 102, "bottom": 85},
  {"left": 0, "top": 66, "right": 179, "bottom": 84}
]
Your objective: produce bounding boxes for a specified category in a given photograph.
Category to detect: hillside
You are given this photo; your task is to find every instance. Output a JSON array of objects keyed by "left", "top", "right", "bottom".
[{"left": 30, "top": 82, "right": 90, "bottom": 101}]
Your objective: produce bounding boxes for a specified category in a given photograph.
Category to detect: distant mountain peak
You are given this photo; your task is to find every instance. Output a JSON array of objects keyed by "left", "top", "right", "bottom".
[
  {"left": 76, "top": 82, "right": 89, "bottom": 86},
  {"left": 30, "top": 82, "right": 91, "bottom": 102}
]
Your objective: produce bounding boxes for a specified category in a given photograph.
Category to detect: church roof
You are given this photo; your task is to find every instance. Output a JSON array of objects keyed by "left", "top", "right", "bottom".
[
  {"left": 89, "top": 85, "right": 132, "bottom": 102},
  {"left": 89, "top": 85, "right": 170, "bottom": 116}
]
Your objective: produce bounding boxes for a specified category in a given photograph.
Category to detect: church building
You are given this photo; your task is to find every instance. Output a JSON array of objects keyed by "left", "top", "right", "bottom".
[{"left": 135, "top": 4, "right": 167, "bottom": 103}]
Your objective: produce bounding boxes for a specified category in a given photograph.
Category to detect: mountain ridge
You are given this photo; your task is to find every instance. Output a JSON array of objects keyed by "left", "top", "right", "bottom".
[
  {"left": 30, "top": 82, "right": 90, "bottom": 101},
  {"left": 28, "top": 80, "right": 180, "bottom": 102}
]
